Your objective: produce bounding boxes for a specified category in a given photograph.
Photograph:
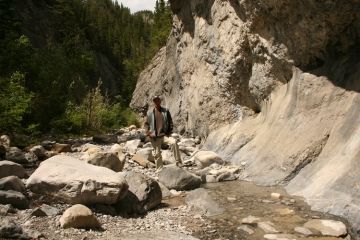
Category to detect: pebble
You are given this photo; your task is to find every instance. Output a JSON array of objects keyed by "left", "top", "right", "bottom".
[{"left": 271, "top": 193, "right": 283, "bottom": 200}]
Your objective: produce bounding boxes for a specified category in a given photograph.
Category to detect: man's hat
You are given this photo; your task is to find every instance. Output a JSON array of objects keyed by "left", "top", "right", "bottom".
[{"left": 153, "top": 95, "right": 161, "bottom": 101}]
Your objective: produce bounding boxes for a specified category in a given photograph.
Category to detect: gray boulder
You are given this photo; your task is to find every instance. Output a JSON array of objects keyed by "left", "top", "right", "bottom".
[
  {"left": 60, "top": 204, "right": 101, "bottom": 229},
  {"left": 0, "top": 161, "right": 27, "bottom": 179},
  {"left": 6, "top": 147, "right": 27, "bottom": 164},
  {"left": 136, "top": 148, "right": 155, "bottom": 162},
  {"left": 26, "top": 155, "right": 128, "bottom": 205},
  {"left": 116, "top": 171, "right": 162, "bottom": 214},
  {"left": 0, "top": 176, "right": 25, "bottom": 192},
  {"left": 125, "top": 139, "right": 142, "bottom": 154},
  {"left": 82, "top": 152, "right": 124, "bottom": 172},
  {"left": 303, "top": 219, "right": 347, "bottom": 237},
  {"left": 0, "top": 190, "right": 29, "bottom": 209},
  {"left": 52, "top": 143, "right": 72, "bottom": 153},
  {"left": 0, "top": 135, "right": 10, "bottom": 150},
  {"left": 158, "top": 165, "right": 202, "bottom": 191},
  {"left": 29, "top": 145, "right": 47, "bottom": 160},
  {"left": 0, "top": 219, "right": 31, "bottom": 239},
  {"left": 30, "top": 204, "right": 60, "bottom": 217},
  {"left": 194, "top": 151, "right": 224, "bottom": 169},
  {"left": 25, "top": 151, "right": 38, "bottom": 163},
  {"left": 186, "top": 188, "right": 224, "bottom": 217}
]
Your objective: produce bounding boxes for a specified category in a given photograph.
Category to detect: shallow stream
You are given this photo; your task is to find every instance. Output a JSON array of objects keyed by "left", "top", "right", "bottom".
[{"left": 186, "top": 181, "right": 352, "bottom": 240}]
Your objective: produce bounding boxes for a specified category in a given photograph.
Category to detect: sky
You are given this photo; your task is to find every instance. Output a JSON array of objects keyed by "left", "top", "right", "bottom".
[{"left": 115, "top": 0, "right": 157, "bottom": 13}]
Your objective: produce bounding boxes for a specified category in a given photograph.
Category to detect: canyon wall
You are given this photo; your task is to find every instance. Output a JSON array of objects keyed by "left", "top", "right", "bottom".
[{"left": 131, "top": 0, "right": 360, "bottom": 230}]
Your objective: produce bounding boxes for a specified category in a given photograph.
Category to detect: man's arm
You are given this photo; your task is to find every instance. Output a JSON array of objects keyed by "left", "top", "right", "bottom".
[
  {"left": 167, "top": 110, "right": 173, "bottom": 135},
  {"left": 144, "top": 114, "right": 151, "bottom": 136}
]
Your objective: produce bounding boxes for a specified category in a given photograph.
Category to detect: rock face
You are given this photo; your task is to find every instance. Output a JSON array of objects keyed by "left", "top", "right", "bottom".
[
  {"left": 130, "top": 0, "right": 360, "bottom": 231},
  {"left": 26, "top": 155, "right": 128, "bottom": 205}
]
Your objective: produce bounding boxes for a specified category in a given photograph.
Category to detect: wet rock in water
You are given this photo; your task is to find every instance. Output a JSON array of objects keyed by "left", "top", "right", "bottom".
[
  {"left": 29, "top": 145, "right": 47, "bottom": 160},
  {"left": 60, "top": 204, "right": 101, "bottom": 229},
  {"left": 0, "top": 135, "right": 10, "bottom": 150},
  {"left": 194, "top": 151, "right": 224, "bottom": 169},
  {"left": 125, "top": 140, "right": 142, "bottom": 155},
  {"left": 0, "top": 161, "right": 27, "bottom": 179},
  {"left": 263, "top": 234, "right": 297, "bottom": 240},
  {"left": 303, "top": 219, "right": 347, "bottom": 237},
  {"left": 216, "top": 171, "right": 238, "bottom": 182},
  {"left": 132, "top": 153, "right": 154, "bottom": 168},
  {"left": 0, "top": 176, "right": 26, "bottom": 192},
  {"left": 30, "top": 204, "right": 60, "bottom": 217},
  {"left": 242, "top": 215, "right": 261, "bottom": 225},
  {"left": 186, "top": 188, "right": 224, "bottom": 217},
  {"left": 6, "top": 147, "right": 27, "bottom": 164},
  {"left": 294, "top": 226, "right": 313, "bottom": 236},
  {"left": 52, "top": 143, "right": 72, "bottom": 153},
  {"left": 26, "top": 155, "right": 128, "bottom": 205},
  {"left": 159, "top": 165, "right": 202, "bottom": 191},
  {"left": 136, "top": 147, "right": 155, "bottom": 163},
  {"left": 0, "top": 190, "right": 29, "bottom": 209},
  {"left": 116, "top": 171, "right": 162, "bottom": 212},
  {"left": 257, "top": 221, "right": 280, "bottom": 233},
  {"left": 116, "top": 230, "right": 199, "bottom": 240},
  {"left": 93, "top": 134, "right": 118, "bottom": 144},
  {"left": 82, "top": 152, "right": 124, "bottom": 172},
  {"left": 0, "top": 219, "right": 31, "bottom": 239}
]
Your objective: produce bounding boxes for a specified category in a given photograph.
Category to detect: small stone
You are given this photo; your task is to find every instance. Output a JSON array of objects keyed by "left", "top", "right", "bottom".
[
  {"left": 294, "top": 226, "right": 313, "bottom": 236},
  {"left": 271, "top": 193, "right": 283, "bottom": 200},
  {"left": 242, "top": 215, "right": 261, "bottom": 225},
  {"left": 303, "top": 219, "right": 347, "bottom": 237},
  {"left": 263, "top": 234, "right": 297, "bottom": 240},
  {"left": 258, "top": 221, "right": 280, "bottom": 233},
  {"left": 238, "top": 225, "right": 255, "bottom": 235},
  {"left": 227, "top": 197, "right": 236, "bottom": 201}
]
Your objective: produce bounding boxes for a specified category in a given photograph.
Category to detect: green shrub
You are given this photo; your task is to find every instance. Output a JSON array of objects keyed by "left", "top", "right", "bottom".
[{"left": 0, "top": 72, "right": 33, "bottom": 132}]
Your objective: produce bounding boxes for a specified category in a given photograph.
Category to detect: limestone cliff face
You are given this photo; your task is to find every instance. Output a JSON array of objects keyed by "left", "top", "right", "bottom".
[{"left": 131, "top": 0, "right": 360, "bottom": 230}]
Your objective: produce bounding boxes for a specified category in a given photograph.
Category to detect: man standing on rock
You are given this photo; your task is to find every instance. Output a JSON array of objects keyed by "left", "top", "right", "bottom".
[{"left": 144, "top": 95, "right": 182, "bottom": 171}]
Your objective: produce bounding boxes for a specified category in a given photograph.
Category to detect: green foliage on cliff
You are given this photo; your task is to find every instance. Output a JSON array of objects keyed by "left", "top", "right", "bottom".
[{"left": 0, "top": 0, "right": 172, "bottom": 134}]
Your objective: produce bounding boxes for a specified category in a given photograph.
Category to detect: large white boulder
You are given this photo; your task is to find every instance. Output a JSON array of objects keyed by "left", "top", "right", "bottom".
[{"left": 26, "top": 156, "right": 128, "bottom": 205}]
